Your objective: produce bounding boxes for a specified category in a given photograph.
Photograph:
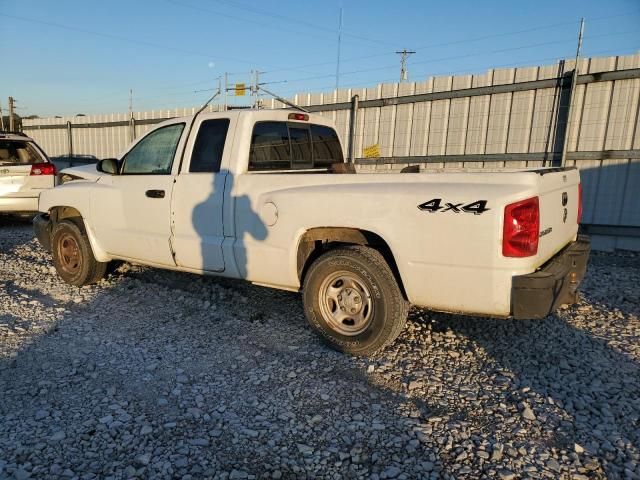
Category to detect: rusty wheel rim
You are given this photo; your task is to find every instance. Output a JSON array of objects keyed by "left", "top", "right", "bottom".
[{"left": 57, "top": 233, "right": 81, "bottom": 275}]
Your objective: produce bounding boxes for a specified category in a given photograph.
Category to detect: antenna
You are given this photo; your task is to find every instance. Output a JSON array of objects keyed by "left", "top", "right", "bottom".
[
  {"left": 561, "top": 18, "right": 585, "bottom": 167},
  {"left": 257, "top": 86, "right": 309, "bottom": 112},
  {"left": 396, "top": 49, "right": 416, "bottom": 82},
  {"left": 336, "top": 5, "right": 343, "bottom": 90},
  {"left": 195, "top": 85, "right": 222, "bottom": 117}
]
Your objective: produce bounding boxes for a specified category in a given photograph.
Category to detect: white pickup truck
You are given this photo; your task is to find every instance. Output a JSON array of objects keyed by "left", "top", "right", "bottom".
[{"left": 34, "top": 109, "right": 590, "bottom": 355}]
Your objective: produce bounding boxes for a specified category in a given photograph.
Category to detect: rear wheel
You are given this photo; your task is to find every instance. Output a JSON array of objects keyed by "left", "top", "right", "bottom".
[
  {"left": 302, "top": 246, "right": 408, "bottom": 356},
  {"left": 52, "top": 219, "right": 107, "bottom": 286}
]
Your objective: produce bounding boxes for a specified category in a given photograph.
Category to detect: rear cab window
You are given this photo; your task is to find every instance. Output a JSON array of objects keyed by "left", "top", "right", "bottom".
[
  {"left": 248, "top": 121, "right": 342, "bottom": 172},
  {"left": 0, "top": 140, "right": 46, "bottom": 166},
  {"left": 311, "top": 125, "right": 344, "bottom": 168}
]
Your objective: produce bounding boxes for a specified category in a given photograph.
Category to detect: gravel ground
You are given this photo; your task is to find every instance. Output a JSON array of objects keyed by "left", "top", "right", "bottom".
[{"left": 1, "top": 216, "right": 639, "bottom": 480}]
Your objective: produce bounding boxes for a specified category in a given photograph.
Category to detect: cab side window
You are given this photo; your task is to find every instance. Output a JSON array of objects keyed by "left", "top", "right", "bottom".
[
  {"left": 122, "top": 123, "right": 185, "bottom": 174},
  {"left": 189, "top": 119, "right": 230, "bottom": 173}
]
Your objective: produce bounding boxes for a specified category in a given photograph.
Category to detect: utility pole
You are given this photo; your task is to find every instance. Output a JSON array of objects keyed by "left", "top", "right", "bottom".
[
  {"left": 8, "top": 96, "right": 16, "bottom": 131},
  {"left": 335, "top": 6, "right": 343, "bottom": 90},
  {"left": 396, "top": 49, "right": 416, "bottom": 82},
  {"left": 561, "top": 18, "right": 585, "bottom": 167},
  {"left": 128, "top": 89, "right": 135, "bottom": 142},
  {"left": 0, "top": 102, "right": 4, "bottom": 131},
  {"left": 251, "top": 70, "right": 261, "bottom": 108}
]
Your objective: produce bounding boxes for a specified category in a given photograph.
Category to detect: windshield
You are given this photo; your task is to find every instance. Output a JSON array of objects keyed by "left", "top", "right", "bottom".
[{"left": 0, "top": 140, "right": 44, "bottom": 166}]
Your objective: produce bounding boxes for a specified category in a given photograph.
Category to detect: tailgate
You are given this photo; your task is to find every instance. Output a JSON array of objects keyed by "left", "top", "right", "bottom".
[
  {"left": 0, "top": 164, "right": 52, "bottom": 195},
  {"left": 0, "top": 164, "right": 32, "bottom": 195},
  {"left": 535, "top": 168, "right": 581, "bottom": 264}
]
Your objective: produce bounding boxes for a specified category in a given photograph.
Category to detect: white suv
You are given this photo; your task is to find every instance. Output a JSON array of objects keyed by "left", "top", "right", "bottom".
[{"left": 0, "top": 132, "right": 56, "bottom": 213}]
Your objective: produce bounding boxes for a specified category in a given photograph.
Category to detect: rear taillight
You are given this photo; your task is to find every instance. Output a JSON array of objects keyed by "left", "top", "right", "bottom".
[
  {"left": 288, "top": 112, "right": 309, "bottom": 121},
  {"left": 503, "top": 196, "right": 539, "bottom": 257},
  {"left": 30, "top": 162, "right": 56, "bottom": 176},
  {"left": 577, "top": 183, "right": 583, "bottom": 224}
]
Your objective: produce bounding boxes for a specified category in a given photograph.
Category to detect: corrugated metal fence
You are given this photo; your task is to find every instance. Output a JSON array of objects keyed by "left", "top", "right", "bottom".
[{"left": 23, "top": 54, "right": 640, "bottom": 251}]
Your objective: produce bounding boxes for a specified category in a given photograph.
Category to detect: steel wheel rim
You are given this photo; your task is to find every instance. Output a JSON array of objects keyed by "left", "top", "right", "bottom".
[
  {"left": 58, "top": 233, "right": 81, "bottom": 275},
  {"left": 318, "top": 270, "right": 373, "bottom": 336}
]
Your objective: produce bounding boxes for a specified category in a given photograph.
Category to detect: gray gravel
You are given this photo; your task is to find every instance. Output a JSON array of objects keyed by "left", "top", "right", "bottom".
[{"left": 1, "top": 216, "right": 639, "bottom": 480}]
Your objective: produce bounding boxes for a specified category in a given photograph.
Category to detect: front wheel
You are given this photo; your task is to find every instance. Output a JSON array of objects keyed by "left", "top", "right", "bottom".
[
  {"left": 51, "top": 219, "right": 107, "bottom": 286},
  {"left": 302, "top": 246, "right": 408, "bottom": 356}
]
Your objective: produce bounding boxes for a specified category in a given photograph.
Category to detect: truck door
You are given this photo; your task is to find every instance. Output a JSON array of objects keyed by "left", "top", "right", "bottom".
[
  {"left": 91, "top": 122, "right": 185, "bottom": 266},
  {"left": 170, "top": 117, "right": 231, "bottom": 272}
]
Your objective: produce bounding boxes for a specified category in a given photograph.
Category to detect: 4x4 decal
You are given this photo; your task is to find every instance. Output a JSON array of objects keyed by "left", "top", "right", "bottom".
[{"left": 418, "top": 199, "right": 490, "bottom": 215}]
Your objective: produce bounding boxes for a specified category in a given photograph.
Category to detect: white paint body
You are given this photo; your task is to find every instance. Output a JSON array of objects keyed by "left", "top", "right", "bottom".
[{"left": 38, "top": 110, "right": 581, "bottom": 317}]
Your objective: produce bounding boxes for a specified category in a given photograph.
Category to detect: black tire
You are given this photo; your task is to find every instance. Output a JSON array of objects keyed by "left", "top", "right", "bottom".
[
  {"left": 106, "top": 260, "right": 125, "bottom": 275},
  {"left": 51, "top": 219, "right": 107, "bottom": 286},
  {"left": 302, "top": 246, "right": 408, "bottom": 356}
]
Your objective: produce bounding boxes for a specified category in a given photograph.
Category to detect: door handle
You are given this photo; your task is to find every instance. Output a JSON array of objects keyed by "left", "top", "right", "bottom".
[{"left": 145, "top": 189, "right": 165, "bottom": 198}]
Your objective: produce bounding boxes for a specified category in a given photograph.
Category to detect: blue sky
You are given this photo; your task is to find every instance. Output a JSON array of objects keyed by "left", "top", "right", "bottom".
[{"left": 1, "top": 0, "right": 639, "bottom": 117}]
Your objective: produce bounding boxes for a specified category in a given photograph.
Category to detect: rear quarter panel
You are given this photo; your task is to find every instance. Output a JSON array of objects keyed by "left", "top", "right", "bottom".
[{"left": 230, "top": 171, "right": 548, "bottom": 317}]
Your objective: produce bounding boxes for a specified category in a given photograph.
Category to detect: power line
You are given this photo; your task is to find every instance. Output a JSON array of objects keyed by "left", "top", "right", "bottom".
[
  {"left": 164, "top": 0, "right": 334, "bottom": 46},
  {"left": 68, "top": 21, "right": 639, "bottom": 106},
  {"left": 206, "top": 0, "right": 397, "bottom": 48},
  {"left": 260, "top": 9, "right": 640, "bottom": 76},
  {"left": 164, "top": 0, "right": 396, "bottom": 53},
  {"left": 267, "top": 45, "right": 640, "bottom": 98},
  {"left": 0, "top": 12, "right": 313, "bottom": 75},
  {"left": 263, "top": 29, "right": 639, "bottom": 87},
  {"left": 264, "top": 35, "right": 582, "bottom": 86},
  {"left": 31, "top": 44, "right": 640, "bottom": 117},
  {"left": 34, "top": 30, "right": 640, "bottom": 116}
]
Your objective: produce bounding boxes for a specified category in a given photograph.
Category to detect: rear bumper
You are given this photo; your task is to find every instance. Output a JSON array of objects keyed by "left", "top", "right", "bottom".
[
  {"left": 511, "top": 235, "right": 590, "bottom": 319},
  {"left": 0, "top": 196, "right": 38, "bottom": 212},
  {"left": 33, "top": 213, "right": 53, "bottom": 252}
]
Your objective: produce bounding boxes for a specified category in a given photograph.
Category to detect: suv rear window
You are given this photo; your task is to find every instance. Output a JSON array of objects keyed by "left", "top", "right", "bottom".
[
  {"left": 0, "top": 141, "right": 44, "bottom": 165},
  {"left": 248, "top": 122, "right": 342, "bottom": 171}
]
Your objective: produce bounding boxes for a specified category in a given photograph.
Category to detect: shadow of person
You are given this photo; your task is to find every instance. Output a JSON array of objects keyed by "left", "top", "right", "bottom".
[{"left": 192, "top": 168, "right": 267, "bottom": 284}]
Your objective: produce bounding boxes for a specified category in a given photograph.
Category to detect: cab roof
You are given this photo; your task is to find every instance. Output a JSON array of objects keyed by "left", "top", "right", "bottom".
[{"left": 155, "top": 108, "right": 335, "bottom": 129}]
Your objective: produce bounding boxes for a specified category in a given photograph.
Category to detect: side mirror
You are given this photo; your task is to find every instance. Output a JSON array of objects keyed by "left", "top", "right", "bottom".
[{"left": 97, "top": 158, "right": 119, "bottom": 175}]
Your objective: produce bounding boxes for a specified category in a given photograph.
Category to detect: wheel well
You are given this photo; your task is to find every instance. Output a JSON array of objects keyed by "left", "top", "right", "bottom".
[
  {"left": 297, "top": 227, "right": 407, "bottom": 299},
  {"left": 49, "top": 206, "right": 84, "bottom": 230}
]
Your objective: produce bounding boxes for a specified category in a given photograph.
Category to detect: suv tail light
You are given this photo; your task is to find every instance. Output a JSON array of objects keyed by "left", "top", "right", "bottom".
[
  {"left": 577, "top": 183, "right": 583, "bottom": 224},
  {"left": 503, "top": 196, "right": 539, "bottom": 257},
  {"left": 30, "top": 162, "right": 56, "bottom": 176}
]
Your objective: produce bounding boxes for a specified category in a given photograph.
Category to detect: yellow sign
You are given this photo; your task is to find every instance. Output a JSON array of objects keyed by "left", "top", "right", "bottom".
[
  {"left": 235, "top": 83, "right": 246, "bottom": 96},
  {"left": 363, "top": 144, "right": 381, "bottom": 158}
]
